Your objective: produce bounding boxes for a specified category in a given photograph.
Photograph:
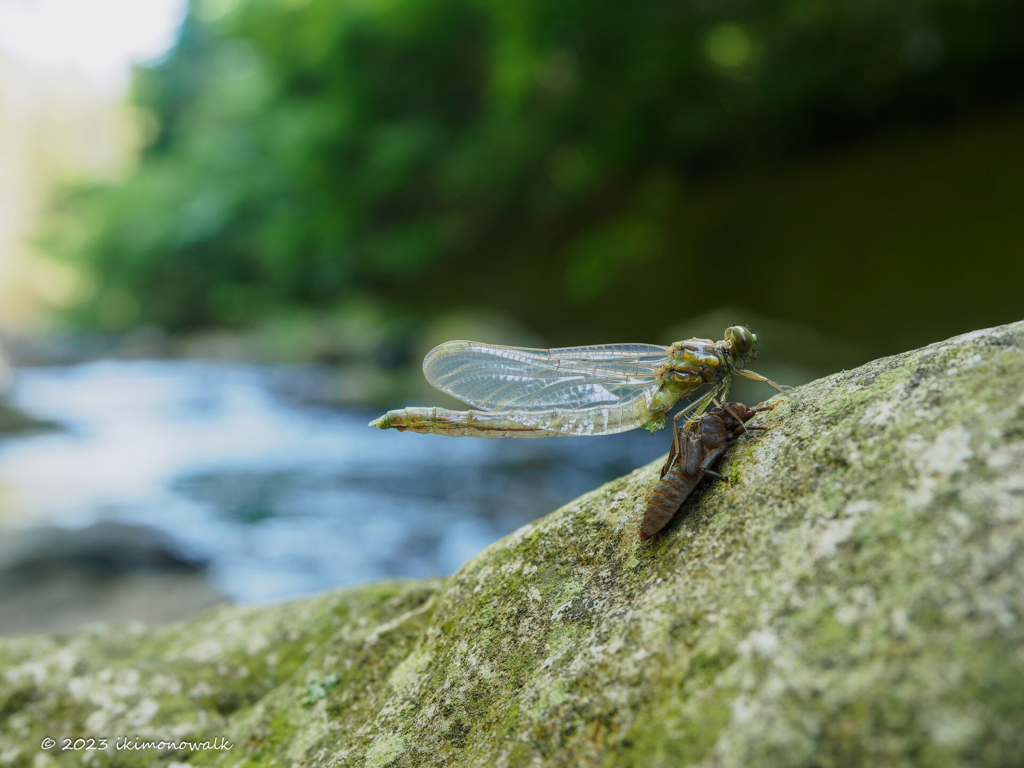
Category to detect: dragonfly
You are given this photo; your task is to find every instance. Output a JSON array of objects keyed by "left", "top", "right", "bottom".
[{"left": 369, "top": 325, "right": 785, "bottom": 438}]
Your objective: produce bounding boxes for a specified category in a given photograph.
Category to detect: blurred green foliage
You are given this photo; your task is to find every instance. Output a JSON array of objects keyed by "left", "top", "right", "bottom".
[{"left": 48, "top": 0, "right": 1024, "bottom": 349}]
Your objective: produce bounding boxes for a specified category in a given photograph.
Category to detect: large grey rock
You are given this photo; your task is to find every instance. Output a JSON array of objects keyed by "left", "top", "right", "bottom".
[
  {"left": 0, "top": 523, "right": 225, "bottom": 636},
  {"left": 0, "top": 321, "right": 1022, "bottom": 767}
]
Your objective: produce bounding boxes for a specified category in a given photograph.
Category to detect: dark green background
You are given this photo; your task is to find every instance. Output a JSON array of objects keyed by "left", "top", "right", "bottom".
[{"left": 47, "top": 0, "right": 1024, "bottom": 375}]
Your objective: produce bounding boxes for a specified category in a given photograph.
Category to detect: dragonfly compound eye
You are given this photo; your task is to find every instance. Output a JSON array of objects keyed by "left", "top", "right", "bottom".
[{"left": 725, "top": 326, "right": 755, "bottom": 357}]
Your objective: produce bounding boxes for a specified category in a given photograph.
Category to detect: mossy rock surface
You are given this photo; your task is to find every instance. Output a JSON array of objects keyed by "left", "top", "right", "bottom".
[{"left": 2, "top": 321, "right": 1024, "bottom": 767}]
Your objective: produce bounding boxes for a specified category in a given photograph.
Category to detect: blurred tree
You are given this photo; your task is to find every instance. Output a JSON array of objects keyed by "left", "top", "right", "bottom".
[{"left": 47, "top": 0, "right": 1024, "bottom": 350}]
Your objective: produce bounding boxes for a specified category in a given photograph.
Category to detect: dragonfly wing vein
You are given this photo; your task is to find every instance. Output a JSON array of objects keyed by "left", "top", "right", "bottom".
[{"left": 423, "top": 341, "right": 669, "bottom": 412}]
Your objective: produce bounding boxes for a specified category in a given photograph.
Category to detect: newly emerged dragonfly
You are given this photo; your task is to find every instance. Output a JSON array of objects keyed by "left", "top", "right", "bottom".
[{"left": 369, "top": 326, "right": 784, "bottom": 438}]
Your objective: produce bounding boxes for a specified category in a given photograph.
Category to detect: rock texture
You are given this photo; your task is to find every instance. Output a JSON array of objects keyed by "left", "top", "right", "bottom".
[
  {"left": 2, "top": 321, "right": 1023, "bottom": 767},
  {"left": 0, "top": 523, "right": 225, "bottom": 636}
]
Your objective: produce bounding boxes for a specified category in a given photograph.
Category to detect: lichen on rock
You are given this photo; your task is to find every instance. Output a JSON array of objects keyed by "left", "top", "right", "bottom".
[{"left": 2, "top": 321, "right": 1023, "bottom": 767}]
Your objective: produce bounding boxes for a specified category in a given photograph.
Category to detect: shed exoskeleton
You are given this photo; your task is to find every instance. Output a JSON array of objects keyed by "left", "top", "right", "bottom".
[{"left": 640, "top": 400, "right": 777, "bottom": 540}]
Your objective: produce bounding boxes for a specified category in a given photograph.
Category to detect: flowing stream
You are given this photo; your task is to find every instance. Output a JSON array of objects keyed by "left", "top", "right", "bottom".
[{"left": 0, "top": 361, "right": 662, "bottom": 603}]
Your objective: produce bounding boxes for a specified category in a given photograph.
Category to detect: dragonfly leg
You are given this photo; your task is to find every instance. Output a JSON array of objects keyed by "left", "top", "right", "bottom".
[
  {"left": 704, "top": 469, "right": 738, "bottom": 499},
  {"left": 706, "top": 380, "right": 732, "bottom": 428},
  {"left": 710, "top": 395, "right": 751, "bottom": 434},
  {"left": 736, "top": 368, "right": 787, "bottom": 395},
  {"left": 671, "top": 387, "right": 720, "bottom": 431},
  {"left": 661, "top": 427, "right": 682, "bottom": 477},
  {"left": 737, "top": 399, "right": 781, "bottom": 433}
]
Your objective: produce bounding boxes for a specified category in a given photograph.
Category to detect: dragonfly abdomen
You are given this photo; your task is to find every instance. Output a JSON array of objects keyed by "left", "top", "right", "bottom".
[
  {"left": 370, "top": 407, "right": 565, "bottom": 437},
  {"left": 369, "top": 401, "right": 658, "bottom": 438}
]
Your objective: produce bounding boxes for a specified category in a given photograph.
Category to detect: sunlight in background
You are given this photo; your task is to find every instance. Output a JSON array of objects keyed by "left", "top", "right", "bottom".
[
  {"left": 0, "top": 0, "right": 186, "bottom": 328},
  {"left": 0, "top": 0, "right": 186, "bottom": 89}
]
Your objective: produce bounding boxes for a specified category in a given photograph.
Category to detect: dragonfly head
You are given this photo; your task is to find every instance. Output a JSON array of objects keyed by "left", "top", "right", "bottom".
[
  {"left": 723, "top": 325, "right": 758, "bottom": 367},
  {"left": 722, "top": 326, "right": 788, "bottom": 395}
]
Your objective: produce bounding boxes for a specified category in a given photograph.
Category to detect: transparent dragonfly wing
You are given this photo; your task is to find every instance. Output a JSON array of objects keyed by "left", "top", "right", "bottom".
[{"left": 423, "top": 340, "right": 671, "bottom": 413}]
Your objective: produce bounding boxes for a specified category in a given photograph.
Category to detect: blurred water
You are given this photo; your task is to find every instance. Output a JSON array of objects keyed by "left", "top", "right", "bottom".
[{"left": 0, "top": 361, "right": 662, "bottom": 603}]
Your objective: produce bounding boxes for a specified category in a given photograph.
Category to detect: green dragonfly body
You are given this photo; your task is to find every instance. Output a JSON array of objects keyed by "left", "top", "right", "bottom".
[{"left": 370, "top": 326, "right": 782, "bottom": 438}]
